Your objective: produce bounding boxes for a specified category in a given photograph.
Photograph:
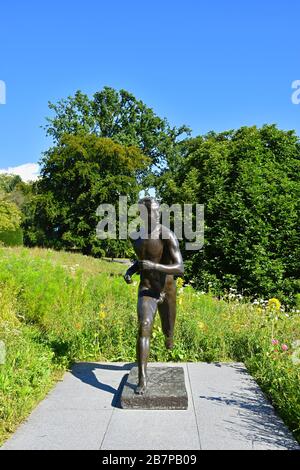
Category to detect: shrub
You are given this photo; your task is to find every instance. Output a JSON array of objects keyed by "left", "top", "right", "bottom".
[
  {"left": 0, "top": 229, "right": 23, "bottom": 247},
  {"left": 156, "top": 125, "right": 300, "bottom": 305}
]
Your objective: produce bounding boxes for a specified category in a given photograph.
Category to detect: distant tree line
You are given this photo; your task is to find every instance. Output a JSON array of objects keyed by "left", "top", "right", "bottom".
[
  {"left": 2, "top": 87, "right": 299, "bottom": 303},
  {"left": 0, "top": 174, "right": 27, "bottom": 246}
]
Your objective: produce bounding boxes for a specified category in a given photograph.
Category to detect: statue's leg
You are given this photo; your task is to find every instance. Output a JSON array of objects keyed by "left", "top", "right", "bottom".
[
  {"left": 158, "top": 278, "right": 176, "bottom": 350},
  {"left": 136, "top": 295, "right": 158, "bottom": 395}
]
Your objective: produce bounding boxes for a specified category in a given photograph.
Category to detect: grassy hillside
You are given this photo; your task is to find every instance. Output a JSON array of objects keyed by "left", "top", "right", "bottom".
[{"left": 0, "top": 247, "right": 299, "bottom": 444}]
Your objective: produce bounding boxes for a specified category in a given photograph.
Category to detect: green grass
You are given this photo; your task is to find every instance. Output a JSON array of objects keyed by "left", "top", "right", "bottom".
[{"left": 0, "top": 246, "right": 299, "bottom": 445}]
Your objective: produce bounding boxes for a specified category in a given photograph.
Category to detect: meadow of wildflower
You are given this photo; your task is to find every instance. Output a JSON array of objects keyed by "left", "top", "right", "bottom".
[{"left": 0, "top": 247, "right": 299, "bottom": 445}]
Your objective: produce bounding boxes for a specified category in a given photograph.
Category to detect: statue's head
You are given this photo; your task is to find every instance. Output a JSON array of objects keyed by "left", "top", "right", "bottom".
[{"left": 138, "top": 197, "right": 160, "bottom": 232}]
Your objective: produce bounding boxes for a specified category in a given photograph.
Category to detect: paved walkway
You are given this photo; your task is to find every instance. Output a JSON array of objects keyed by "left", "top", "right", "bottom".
[{"left": 2, "top": 362, "right": 299, "bottom": 450}]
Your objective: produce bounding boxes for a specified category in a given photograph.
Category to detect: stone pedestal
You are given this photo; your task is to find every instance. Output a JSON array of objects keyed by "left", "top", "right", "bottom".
[{"left": 120, "top": 366, "right": 188, "bottom": 410}]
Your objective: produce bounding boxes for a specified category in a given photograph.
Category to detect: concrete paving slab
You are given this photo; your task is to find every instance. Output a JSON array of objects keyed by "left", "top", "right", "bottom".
[
  {"left": 43, "top": 362, "right": 134, "bottom": 410},
  {"left": 1, "top": 362, "right": 132, "bottom": 450},
  {"left": 101, "top": 409, "right": 200, "bottom": 450},
  {"left": 1, "top": 362, "right": 299, "bottom": 450},
  {"left": 188, "top": 362, "right": 299, "bottom": 450},
  {"left": 2, "top": 409, "right": 113, "bottom": 450}
]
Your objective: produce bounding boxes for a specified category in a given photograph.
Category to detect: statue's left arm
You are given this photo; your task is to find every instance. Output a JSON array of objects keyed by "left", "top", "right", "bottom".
[{"left": 140, "top": 232, "right": 184, "bottom": 276}]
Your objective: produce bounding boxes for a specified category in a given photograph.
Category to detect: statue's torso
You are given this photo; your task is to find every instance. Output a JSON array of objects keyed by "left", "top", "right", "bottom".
[{"left": 132, "top": 228, "right": 174, "bottom": 294}]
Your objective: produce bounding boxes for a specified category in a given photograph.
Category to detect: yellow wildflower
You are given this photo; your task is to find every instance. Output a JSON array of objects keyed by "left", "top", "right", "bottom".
[
  {"left": 198, "top": 321, "right": 206, "bottom": 331},
  {"left": 99, "top": 310, "right": 106, "bottom": 320},
  {"left": 267, "top": 298, "right": 281, "bottom": 311},
  {"left": 176, "top": 278, "right": 184, "bottom": 289}
]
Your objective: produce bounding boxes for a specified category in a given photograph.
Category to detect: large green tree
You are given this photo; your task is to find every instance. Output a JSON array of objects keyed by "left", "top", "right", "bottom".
[
  {"left": 25, "top": 86, "right": 189, "bottom": 254},
  {"left": 156, "top": 125, "right": 300, "bottom": 304},
  {"left": 24, "top": 134, "right": 149, "bottom": 255},
  {"left": 44, "top": 87, "right": 190, "bottom": 173}
]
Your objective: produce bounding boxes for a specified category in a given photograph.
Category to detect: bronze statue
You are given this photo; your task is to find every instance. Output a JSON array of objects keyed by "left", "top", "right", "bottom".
[{"left": 124, "top": 197, "right": 184, "bottom": 395}]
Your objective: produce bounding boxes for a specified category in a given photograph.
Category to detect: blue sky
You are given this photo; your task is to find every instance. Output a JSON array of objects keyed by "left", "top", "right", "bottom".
[{"left": 0, "top": 0, "right": 299, "bottom": 179}]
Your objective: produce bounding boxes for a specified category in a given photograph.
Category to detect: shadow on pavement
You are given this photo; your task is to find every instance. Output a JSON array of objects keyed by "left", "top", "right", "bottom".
[{"left": 71, "top": 362, "right": 135, "bottom": 408}]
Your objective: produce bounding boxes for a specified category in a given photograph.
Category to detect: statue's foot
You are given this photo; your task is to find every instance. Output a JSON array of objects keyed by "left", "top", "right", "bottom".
[
  {"left": 135, "top": 378, "right": 147, "bottom": 395},
  {"left": 165, "top": 337, "right": 174, "bottom": 350}
]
